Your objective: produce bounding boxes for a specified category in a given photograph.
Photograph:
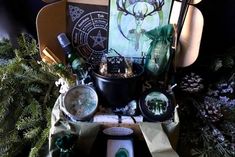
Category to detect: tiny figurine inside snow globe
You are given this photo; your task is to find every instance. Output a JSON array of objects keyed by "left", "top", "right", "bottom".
[
  {"left": 62, "top": 85, "right": 98, "bottom": 121},
  {"left": 139, "top": 90, "right": 174, "bottom": 122}
]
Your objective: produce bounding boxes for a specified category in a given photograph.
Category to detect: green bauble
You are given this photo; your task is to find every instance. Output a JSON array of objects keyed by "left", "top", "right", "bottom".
[{"left": 144, "top": 24, "right": 173, "bottom": 76}]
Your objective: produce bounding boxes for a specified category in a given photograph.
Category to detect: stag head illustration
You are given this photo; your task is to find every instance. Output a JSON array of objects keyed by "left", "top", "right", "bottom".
[{"left": 116, "top": 0, "right": 164, "bottom": 51}]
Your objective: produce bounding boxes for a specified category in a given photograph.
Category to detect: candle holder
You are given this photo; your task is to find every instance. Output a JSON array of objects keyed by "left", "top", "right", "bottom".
[{"left": 103, "top": 127, "right": 134, "bottom": 157}]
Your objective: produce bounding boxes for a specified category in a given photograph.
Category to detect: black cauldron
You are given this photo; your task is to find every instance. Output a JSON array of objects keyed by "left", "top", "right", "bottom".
[{"left": 92, "top": 63, "right": 144, "bottom": 107}]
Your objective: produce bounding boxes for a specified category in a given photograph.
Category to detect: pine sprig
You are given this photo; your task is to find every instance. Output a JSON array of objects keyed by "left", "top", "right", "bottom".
[
  {"left": 0, "top": 38, "right": 15, "bottom": 59},
  {"left": 0, "top": 100, "right": 10, "bottom": 122},
  {"left": 24, "top": 127, "right": 42, "bottom": 140},
  {"left": 27, "top": 84, "right": 43, "bottom": 94},
  {"left": 29, "top": 128, "right": 50, "bottom": 157},
  {"left": 0, "top": 130, "right": 20, "bottom": 144},
  {"left": 16, "top": 34, "right": 38, "bottom": 59},
  {"left": 45, "top": 107, "right": 52, "bottom": 128},
  {"left": 0, "top": 34, "right": 60, "bottom": 156},
  {"left": 16, "top": 117, "right": 40, "bottom": 131},
  {"left": 0, "top": 130, "right": 22, "bottom": 157},
  {"left": 40, "top": 61, "right": 76, "bottom": 86}
]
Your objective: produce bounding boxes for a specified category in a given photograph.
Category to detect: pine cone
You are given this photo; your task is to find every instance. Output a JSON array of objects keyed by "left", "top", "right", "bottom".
[
  {"left": 179, "top": 72, "right": 204, "bottom": 93},
  {"left": 199, "top": 96, "right": 223, "bottom": 122}
]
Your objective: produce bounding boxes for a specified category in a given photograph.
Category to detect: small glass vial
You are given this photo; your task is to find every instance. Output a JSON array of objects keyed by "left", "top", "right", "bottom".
[{"left": 57, "top": 33, "right": 86, "bottom": 82}]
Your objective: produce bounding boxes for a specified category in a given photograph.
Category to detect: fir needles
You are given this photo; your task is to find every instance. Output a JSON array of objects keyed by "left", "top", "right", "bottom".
[{"left": 0, "top": 34, "right": 61, "bottom": 157}]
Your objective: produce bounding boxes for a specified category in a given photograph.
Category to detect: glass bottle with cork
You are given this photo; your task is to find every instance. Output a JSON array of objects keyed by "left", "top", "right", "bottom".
[{"left": 57, "top": 33, "right": 87, "bottom": 84}]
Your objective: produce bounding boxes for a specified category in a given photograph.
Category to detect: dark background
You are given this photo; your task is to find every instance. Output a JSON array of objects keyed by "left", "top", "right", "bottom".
[
  {"left": 0, "top": 0, "right": 235, "bottom": 61},
  {"left": 0, "top": 0, "right": 46, "bottom": 45},
  {"left": 0, "top": 0, "right": 234, "bottom": 156},
  {"left": 196, "top": 0, "right": 235, "bottom": 66}
]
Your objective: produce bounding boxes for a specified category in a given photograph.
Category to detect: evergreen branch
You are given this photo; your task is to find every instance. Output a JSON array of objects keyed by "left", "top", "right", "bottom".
[
  {"left": 0, "top": 102, "right": 10, "bottom": 122},
  {"left": 214, "top": 143, "right": 232, "bottom": 157},
  {"left": 39, "top": 83, "right": 55, "bottom": 127},
  {"left": 0, "top": 34, "right": 60, "bottom": 156},
  {"left": 16, "top": 33, "right": 39, "bottom": 59},
  {"left": 0, "top": 103, "right": 24, "bottom": 132},
  {"left": 16, "top": 117, "right": 40, "bottom": 131},
  {"left": 0, "top": 38, "right": 15, "bottom": 59},
  {"left": 27, "top": 84, "right": 43, "bottom": 94},
  {"left": 43, "top": 83, "right": 54, "bottom": 106},
  {"left": 14, "top": 72, "right": 50, "bottom": 85},
  {"left": 0, "top": 141, "right": 25, "bottom": 157},
  {"left": 23, "top": 98, "right": 42, "bottom": 118},
  {"left": 0, "top": 130, "right": 21, "bottom": 146},
  {"left": 20, "top": 61, "right": 34, "bottom": 71},
  {"left": 16, "top": 99, "right": 42, "bottom": 130},
  {"left": 38, "top": 64, "right": 59, "bottom": 81},
  {"left": 0, "top": 130, "right": 22, "bottom": 157},
  {"left": 24, "top": 127, "right": 41, "bottom": 140},
  {"left": 31, "top": 72, "right": 54, "bottom": 85},
  {"left": 29, "top": 128, "right": 50, "bottom": 157},
  {"left": 0, "top": 144, "right": 13, "bottom": 156},
  {"left": 45, "top": 108, "right": 52, "bottom": 128},
  {"left": 1, "top": 58, "right": 22, "bottom": 74},
  {"left": 40, "top": 61, "right": 75, "bottom": 85}
]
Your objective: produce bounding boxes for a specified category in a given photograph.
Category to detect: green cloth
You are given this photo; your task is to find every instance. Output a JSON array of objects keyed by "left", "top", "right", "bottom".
[{"left": 145, "top": 24, "right": 174, "bottom": 76}]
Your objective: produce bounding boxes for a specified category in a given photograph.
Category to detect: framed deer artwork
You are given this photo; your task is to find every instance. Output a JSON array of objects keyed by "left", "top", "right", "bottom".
[{"left": 108, "top": 0, "right": 173, "bottom": 62}]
